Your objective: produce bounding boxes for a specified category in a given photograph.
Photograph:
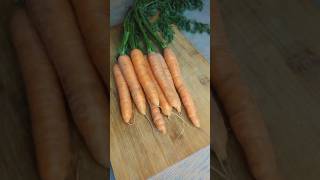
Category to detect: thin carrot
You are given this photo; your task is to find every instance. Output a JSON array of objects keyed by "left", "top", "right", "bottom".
[
  {"left": 10, "top": 8, "right": 72, "bottom": 180},
  {"left": 26, "top": 0, "right": 108, "bottom": 167},
  {"left": 70, "top": 0, "right": 108, "bottom": 88},
  {"left": 130, "top": 48, "right": 159, "bottom": 106},
  {"left": 159, "top": 54, "right": 176, "bottom": 92},
  {"left": 213, "top": 3, "right": 282, "bottom": 178},
  {"left": 145, "top": 56, "right": 172, "bottom": 116},
  {"left": 148, "top": 52, "right": 181, "bottom": 112},
  {"left": 118, "top": 55, "right": 147, "bottom": 115},
  {"left": 164, "top": 47, "right": 200, "bottom": 127},
  {"left": 149, "top": 104, "right": 166, "bottom": 134},
  {"left": 113, "top": 64, "right": 132, "bottom": 123},
  {"left": 157, "top": 52, "right": 181, "bottom": 111}
]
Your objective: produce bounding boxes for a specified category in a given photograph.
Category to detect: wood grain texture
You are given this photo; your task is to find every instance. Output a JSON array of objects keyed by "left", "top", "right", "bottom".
[
  {"left": 215, "top": 0, "right": 320, "bottom": 179},
  {"left": 0, "top": 2, "right": 107, "bottom": 179},
  {"left": 110, "top": 26, "right": 210, "bottom": 179}
]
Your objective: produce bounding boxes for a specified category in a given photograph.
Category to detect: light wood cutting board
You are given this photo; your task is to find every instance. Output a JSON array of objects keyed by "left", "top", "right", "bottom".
[{"left": 110, "top": 26, "right": 210, "bottom": 179}]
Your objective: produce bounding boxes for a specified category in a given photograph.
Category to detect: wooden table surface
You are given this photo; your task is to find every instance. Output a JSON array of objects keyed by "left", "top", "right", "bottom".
[
  {"left": 213, "top": 0, "right": 320, "bottom": 179},
  {"left": 0, "top": 1, "right": 107, "bottom": 179},
  {"left": 110, "top": 26, "right": 210, "bottom": 179}
]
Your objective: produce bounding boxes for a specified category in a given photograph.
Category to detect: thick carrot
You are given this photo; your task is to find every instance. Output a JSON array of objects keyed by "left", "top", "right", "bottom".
[
  {"left": 26, "top": 0, "right": 108, "bottom": 167},
  {"left": 149, "top": 104, "right": 166, "bottom": 134},
  {"left": 213, "top": 3, "right": 281, "bottom": 179},
  {"left": 113, "top": 64, "right": 132, "bottom": 123},
  {"left": 148, "top": 52, "right": 181, "bottom": 112},
  {"left": 145, "top": 56, "right": 172, "bottom": 116},
  {"left": 10, "top": 8, "right": 72, "bottom": 180},
  {"left": 118, "top": 55, "right": 146, "bottom": 115},
  {"left": 131, "top": 48, "right": 159, "bottom": 106},
  {"left": 70, "top": 0, "right": 108, "bottom": 88},
  {"left": 163, "top": 48, "right": 200, "bottom": 127}
]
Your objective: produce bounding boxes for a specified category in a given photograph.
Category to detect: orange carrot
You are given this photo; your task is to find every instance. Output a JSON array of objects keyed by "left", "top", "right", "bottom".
[
  {"left": 159, "top": 54, "right": 176, "bottom": 92},
  {"left": 70, "top": 0, "right": 108, "bottom": 88},
  {"left": 26, "top": 0, "right": 108, "bottom": 167},
  {"left": 113, "top": 64, "right": 132, "bottom": 123},
  {"left": 164, "top": 48, "right": 200, "bottom": 127},
  {"left": 118, "top": 55, "right": 146, "bottom": 115},
  {"left": 131, "top": 49, "right": 159, "bottom": 106},
  {"left": 145, "top": 56, "right": 172, "bottom": 116},
  {"left": 213, "top": 3, "right": 282, "bottom": 178},
  {"left": 10, "top": 8, "right": 72, "bottom": 180},
  {"left": 148, "top": 52, "right": 181, "bottom": 112},
  {"left": 149, "top": 104, "right": 166, "bottom": 134}
]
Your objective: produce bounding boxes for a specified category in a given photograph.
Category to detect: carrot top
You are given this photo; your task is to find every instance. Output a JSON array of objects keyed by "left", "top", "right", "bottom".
[
  {"left": 118, "top": 10, "right": 131, "bottom": 56},
  {"left": 133, "top": 7, "right": 156, "bottom": 53},
  {"left": 118, "top": 0, "right": 210, "bottom": 56}
]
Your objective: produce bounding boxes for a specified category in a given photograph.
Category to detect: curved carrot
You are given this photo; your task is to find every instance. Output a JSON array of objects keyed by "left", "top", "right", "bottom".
[
  {"left": 70, "top": 0, "right": 108, "bottom": 88},
  {"left": 149, "top": 104, "right": 166, "bottom": 134},
  {"left": 145, "top": 56, "right": 172, "bottom": 116},
  {"left": 118, "top": 55, "right": 146, "bottom": 115},
  {"left": 148, "top": 52, "right": 181, "bottom": 112},
  {"left": 131, "top": 49, "right": 159, "bottom": 106},
  {"left": 10, "top": 8, "right": 72, "bottom": 180},
  {"left": 26, "top": 0, "right": 108, "bottom": 167},
  {"left": 164, "top": 48, "right": 200, "bottom": 127},
  {"left": 113, "top": 64, "right": 132, "bottom": 123}
]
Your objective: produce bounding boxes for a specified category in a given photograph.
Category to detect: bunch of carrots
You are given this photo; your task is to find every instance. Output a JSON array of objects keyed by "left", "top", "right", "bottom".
[
  {"left": 113, "top": 1, "right": 208, "bottom": 133},
  {"left": 10, "top": 0, "right": 107, "bottom": 180}
]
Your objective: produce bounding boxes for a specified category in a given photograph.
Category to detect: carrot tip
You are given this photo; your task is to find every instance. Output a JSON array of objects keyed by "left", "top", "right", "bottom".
[
  {"left": 159, "top": 127, "right": 167, "bottom": 134},
  {"left": 194, "top": 121, "right": 201, "bottom": 128}
]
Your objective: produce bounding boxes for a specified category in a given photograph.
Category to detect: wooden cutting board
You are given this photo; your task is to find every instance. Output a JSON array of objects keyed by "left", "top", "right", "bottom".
[{"left": 110, "top": 26, "right": 210, "bottom": 179}]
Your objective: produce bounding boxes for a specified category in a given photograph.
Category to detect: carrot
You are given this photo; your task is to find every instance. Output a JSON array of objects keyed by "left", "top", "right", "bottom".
[
  {"left": 159, "top": 54, "right": 176, "bottom": 93},
  {"left": 145, "top": 56, "right": 172, "bottom": 116},
  {"left": 163, "top": 48, "right": 200, "bottom": 127},
  {"left": 10, "top": 8, "right": 72, "bottom": 180},
  {"left": 213, "top": 4, "right": 282, "bottom": 179},
  {"left": 118, "top": 55, "right": 147, "bottom": 115},
  {"left": 148, "top": 52, "right": 181, "bottom": 112},
  {"left": 70, "top": 0, "right": 108, "bottom": 88},
  {"left": 113, "top": 64, "right": 132, "bottom": 123},
  {"left": 130, "top": 48, "right": 159, "bottom": 107},
  {"left": 149, "top": 104, "right": 166, "bottom": 134},
  {"left": 26, "top": 0, "right": 108, "bottom": 167}
]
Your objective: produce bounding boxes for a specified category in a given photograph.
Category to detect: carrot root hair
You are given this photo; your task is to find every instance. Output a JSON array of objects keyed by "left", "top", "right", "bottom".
[{"left": 144, "top": 114, "right": 156, "bottom": 137}]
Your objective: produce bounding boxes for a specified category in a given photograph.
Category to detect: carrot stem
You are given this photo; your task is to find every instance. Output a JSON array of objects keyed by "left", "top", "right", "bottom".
[
  {"left": 118, "top": 10, "right": 131, "bottom": 55},
  {"left": 134, "top": 8, "right": 155, "bottom": 53},
  {"left": 137, "top": 7, "right": 167, "bottom": 49}
]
